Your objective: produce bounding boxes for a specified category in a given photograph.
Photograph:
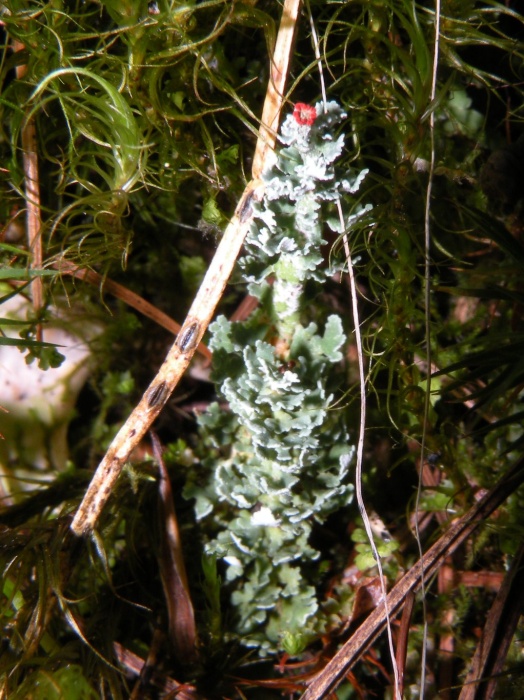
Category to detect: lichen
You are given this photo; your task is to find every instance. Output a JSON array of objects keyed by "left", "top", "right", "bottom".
[{"left": 185, "top": 101, "right": 370, "bottom": 652}]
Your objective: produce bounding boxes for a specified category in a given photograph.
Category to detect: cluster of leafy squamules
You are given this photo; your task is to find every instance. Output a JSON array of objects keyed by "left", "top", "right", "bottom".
[{"left": 184, "top": 101, "right": 371, "bottom": 653}]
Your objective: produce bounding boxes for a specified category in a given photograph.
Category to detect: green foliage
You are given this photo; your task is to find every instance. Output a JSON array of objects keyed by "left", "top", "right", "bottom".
[
  {"left": 1, "top": 0, "right": 524, "bottom": 696},
  {"left": 0, "top": 2, "right": 277, "bottom": 690},
  {"left": 90, "top": 369, "right": 135, "bottom": 449},
  {"left": 0, "top": 276, "right": 65, "bottom": 368},
  {"left": 0, "top": 0, "right": 270, "bottom": 269},
  {"left": 316, "top": 0, "right": 524, "bottom": 460},
  {"left": 351, "top": 525, "right": 400, "bottom": 572},
  {"left": 10, "top": 666, "right": 98, "bottom": 700}
]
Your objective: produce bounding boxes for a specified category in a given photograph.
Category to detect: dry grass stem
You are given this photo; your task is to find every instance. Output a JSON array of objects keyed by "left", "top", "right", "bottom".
[{"left": 70, "top": 0, "right": 303, "bottom": 536}]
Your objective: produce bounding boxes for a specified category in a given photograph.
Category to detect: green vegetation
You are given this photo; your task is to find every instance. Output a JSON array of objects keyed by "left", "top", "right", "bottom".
[{"left": 1, "top": 1, "right": 524, "bottom": 697}]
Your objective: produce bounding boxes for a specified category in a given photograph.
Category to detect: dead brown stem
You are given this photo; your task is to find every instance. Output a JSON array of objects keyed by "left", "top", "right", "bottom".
[
  {"left": 13, "top": 40, "right": 43, "bottom": 340},
  {"left": 71, "top": 0, "right": 303, "bottom": 536}
]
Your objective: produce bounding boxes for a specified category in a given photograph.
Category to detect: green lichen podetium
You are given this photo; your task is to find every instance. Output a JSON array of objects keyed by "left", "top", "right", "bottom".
[{"left": 185, "top": 101, "right": 371, "bottom": 653}]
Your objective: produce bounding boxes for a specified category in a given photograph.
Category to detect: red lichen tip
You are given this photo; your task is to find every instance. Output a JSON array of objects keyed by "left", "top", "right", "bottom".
[{"left": 293, "top": 103, "right": 317, "bottom": 126}]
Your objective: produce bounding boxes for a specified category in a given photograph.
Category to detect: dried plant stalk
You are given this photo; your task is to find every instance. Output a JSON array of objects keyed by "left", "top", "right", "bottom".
[
  {"left": 71, "top": 0, "right": 303, "bottom": 536},
  {"left": 14, "top": 40, "right": 43, "bottom": 338}
]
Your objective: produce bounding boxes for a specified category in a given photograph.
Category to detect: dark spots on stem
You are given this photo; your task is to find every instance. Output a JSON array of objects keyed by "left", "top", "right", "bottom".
[
  {"left": 176, "top": 322, "right": 199, "bottom": 353},
  {"left": 147, "top": 380, "right": 169, "bottom": 408}
]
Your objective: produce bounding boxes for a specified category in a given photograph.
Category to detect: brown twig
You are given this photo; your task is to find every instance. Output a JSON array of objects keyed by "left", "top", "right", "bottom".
[
  {"left": 13, "top": 40, "right": 43, "bottom": 340},
  {"left": 70, "top": 0, "right": 303, "bottom": 536},
  {"left": 395, "top": 591, "right": 415, "bottom": 700},
  {"left": 251, "top": 0, "right": 301, "bottom": 177},
  {"left": 152, "top": 432, "right": 198, "bottom": 664},
  {"left": 114, "top": 641, "right": 198, "bottom": 699}
]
